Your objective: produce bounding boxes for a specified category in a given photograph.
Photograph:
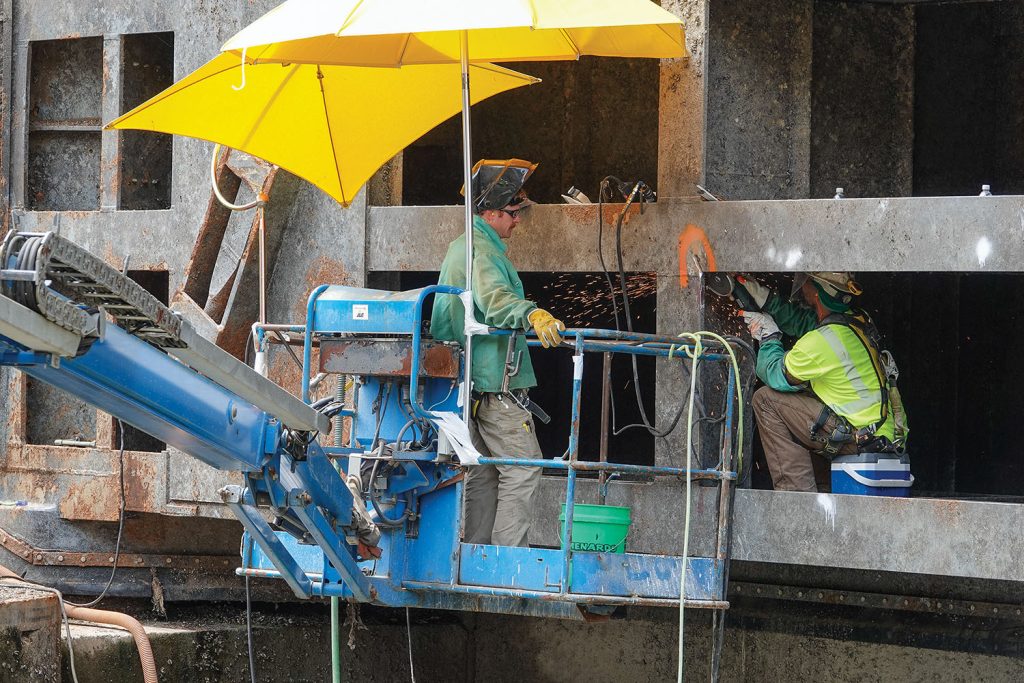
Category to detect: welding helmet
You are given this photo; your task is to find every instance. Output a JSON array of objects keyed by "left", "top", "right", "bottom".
[
  {"left": 791, "top": 272, "right": 862, "bottom": 311},
  {"left": 461, "top": 158, "right": 538, "bottom": 213}
]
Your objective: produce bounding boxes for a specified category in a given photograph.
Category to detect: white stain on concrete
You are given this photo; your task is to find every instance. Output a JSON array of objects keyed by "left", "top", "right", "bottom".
[
  {"left": 816, "top": 493, "right": 836, "bottom": 532},
  {"left": 976, "top": 237, "right": 992, "bottom": 267},
  {"left": 784, "top": 249, "right": 802, "bottom": 269}
]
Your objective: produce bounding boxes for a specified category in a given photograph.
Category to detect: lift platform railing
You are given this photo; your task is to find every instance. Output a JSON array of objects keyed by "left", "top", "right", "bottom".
[{"left": 400, "top": 285, "right": 747, "bottom": 607}]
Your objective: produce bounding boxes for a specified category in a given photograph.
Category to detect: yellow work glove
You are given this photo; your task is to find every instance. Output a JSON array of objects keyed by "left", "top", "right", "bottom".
[{"left": 528, "top": 308, "right": 566, "bottom": 348}]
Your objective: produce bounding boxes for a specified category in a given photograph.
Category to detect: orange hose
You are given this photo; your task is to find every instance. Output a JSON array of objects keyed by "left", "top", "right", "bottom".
[
  {"left": 64, "top": 605, "right": 158, "bottom": 683},
  {"left": 0, "top": 563, "right": 158, "bottom": 683}
]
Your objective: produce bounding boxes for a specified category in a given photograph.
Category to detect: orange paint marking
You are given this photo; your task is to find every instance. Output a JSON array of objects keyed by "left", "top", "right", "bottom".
[{"left": 678, "top": 224, "right": 717, "bottom": 288}]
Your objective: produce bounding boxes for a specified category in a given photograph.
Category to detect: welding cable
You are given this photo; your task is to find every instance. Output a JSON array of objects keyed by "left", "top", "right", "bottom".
[
  {"left": 670, "top": 332, "right": 746, "bottom": 484},
  {"left": 406, "top": 607, "right": 417, "bottom": 683},
  {"left": 67, "top": 419, "right": 127, "bottom": 609},
  {"left": 246, "top": 574, "right": 258, "bottom": 683},
  {"left": 0, "top": 569, "right": 79, "bottom": 683},
  {"left": 596, "top": 179, "right": 624, "bottom": 331},
  {"left": 597, "top": 177, "right": 696, "bottom": 438},
  {"left": 675, "top": 335, "right": 702, "bottom": 683}
]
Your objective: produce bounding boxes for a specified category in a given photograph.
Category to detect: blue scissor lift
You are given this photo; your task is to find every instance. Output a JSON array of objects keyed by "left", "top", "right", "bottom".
[
  {"left": 242, "top": 286, "right": 748, "bottom": 629},
  {"left": 0, "top": 232, "right": 750, "bottom": 673}
]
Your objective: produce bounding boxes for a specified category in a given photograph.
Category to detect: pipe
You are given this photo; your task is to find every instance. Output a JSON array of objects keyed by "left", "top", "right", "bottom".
[
  {"left": 65, "top": 605, "right": 158, "bottom": 683},
  {"left": 331, "top": 373, "right": 346, "bottom": 683}
]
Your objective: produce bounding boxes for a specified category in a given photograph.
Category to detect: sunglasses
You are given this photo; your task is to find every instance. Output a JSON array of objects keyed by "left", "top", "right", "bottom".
[{"left": 500, "top": 207, "right": 523, "bottom": 219}]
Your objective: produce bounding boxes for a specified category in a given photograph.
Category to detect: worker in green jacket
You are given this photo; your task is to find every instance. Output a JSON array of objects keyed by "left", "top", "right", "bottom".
[
  {"left": 735, "top": 272, "right": 907, "bottom": 492},
  {"left": 431, "top": 159, "right": 565, "bottom": 546}
]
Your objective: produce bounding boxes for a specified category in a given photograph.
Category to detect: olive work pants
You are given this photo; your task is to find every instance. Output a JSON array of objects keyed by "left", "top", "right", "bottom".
[
  {"left": 751, "top": 386, "right": 856, "bottom": 492},
  {"left": 464, "top": 393, "right": 543, "bottom": 547}
]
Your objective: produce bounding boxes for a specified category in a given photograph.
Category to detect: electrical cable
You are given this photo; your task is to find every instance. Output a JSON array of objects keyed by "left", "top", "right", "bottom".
[
  {"left": 406, "top": 607, "right": 417, "bottom": 683},
  {"left": 666, "top": 331, "right": 744, "bottom": 683},
  {"left": 596, "top": 177, "right": 703, "bottom": 439},
  {"left": 67, "top": 419, "right": 127, "bottom": 608},
  {"left": 246, "top": 574, "right": 257, "bottom": 683},
  {"left": 0, "top": 576, "right": 79, "bottom": 683},
  {"left": 677, "top": 336, "right": 701, "bottom": 683}
]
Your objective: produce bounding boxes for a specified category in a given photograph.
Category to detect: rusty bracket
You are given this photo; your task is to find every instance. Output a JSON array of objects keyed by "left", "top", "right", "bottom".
[
  {"left": 0, "top": 523, "right": 237, "bottom": 571},
  {"left": 731, "top": 581, "right": 1024, "bottom": 621}
]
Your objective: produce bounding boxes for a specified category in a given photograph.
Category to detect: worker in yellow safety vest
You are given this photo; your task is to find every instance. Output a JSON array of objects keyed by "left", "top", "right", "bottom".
[{"left": 735, "top": 272, "right": 908, "bottom": 492}]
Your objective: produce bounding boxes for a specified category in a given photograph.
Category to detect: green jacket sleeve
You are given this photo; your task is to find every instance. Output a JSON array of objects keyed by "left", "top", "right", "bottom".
[
  {"left": 756, "top": 338, "right": 801, "bottom": 392},
  {"left": 472, "top": 250, "right": 536, "bottom": 331},
  {"left": 762, "top": 292, "right": 818, "bottom": 338}
]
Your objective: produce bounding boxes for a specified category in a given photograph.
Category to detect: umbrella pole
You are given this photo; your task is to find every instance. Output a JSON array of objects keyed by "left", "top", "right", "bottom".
[{"left": 460, "top": 30, "right": 474, "bottom": 426}]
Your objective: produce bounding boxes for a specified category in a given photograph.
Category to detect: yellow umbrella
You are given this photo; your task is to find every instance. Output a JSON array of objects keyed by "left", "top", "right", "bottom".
[
  {"left": 218, "top": 0, "right": 686, "bottom": 425},
  {"left": 105, "top": 53, "right": 539, "bottom": 206},
  {"left": 222, "top": 0, "right": 685, "bottom": 66}
]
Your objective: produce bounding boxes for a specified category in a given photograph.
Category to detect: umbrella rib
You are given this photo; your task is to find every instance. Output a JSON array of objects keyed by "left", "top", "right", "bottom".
[
  {"left": 111, "top": 60, "right": 242, "bottom": 122},
  {"left": 558, "top": 28, "right": 582, "bottom": 60},
  {"left": 338, "top": 0, "right": 367, "bottom": 34},
  {"left": 656, "top": 23, "right": 683, "bottom": 54},
  {"left": 315, "top": 65, "right": 347, "bottom": 206},
  {"left": 397, "top": 33, "right": 412, "bottom": 66}
]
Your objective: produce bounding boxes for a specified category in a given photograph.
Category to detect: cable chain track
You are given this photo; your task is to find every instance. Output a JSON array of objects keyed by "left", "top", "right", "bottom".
[{"left": 23, "top": 232, "right": 185, "bottom": 348}]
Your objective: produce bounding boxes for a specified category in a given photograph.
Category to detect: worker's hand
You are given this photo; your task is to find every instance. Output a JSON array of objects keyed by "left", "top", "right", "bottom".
[
  {"left": 528, "top": 308, "right": 566, "bottom": 348},
  {"left": 735, "top": 275, "right": 772, "bottom": 309},
  {"left": 740, "top": 311, "right": 781, "bottom": 343}
]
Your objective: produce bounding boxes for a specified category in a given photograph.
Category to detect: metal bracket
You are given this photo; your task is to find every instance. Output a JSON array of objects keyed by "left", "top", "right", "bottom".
[
  {"left": 289, "top": 492, "right": 373, "bottom": 603},
  {"left": 219, "top": 485, "right": 312, "bottom": 598}
]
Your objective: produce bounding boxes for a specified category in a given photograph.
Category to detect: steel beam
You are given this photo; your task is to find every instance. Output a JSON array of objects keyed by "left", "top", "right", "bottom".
[{"left": 0, "top": 294, "right": 80, "bottom": 356}]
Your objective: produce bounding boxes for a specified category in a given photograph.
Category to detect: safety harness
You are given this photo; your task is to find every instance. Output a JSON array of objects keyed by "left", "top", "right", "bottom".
[{"left": 809, "top": 310, "right": 908, "bottom": 456}]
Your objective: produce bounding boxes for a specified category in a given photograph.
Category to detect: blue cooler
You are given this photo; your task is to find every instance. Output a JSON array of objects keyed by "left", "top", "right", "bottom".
[{"left": 831, "top": 453, "right": 912, "bottom": 497}]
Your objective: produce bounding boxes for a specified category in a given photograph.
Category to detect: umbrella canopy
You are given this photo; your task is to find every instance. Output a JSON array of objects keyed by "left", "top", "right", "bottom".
[
  {"left": 222, "top": 0, "right": 686, "bottom": 66},
  {"left": 217, "top": 0, "right": 686, "bottom": 426},
  {"left": 105, "top": 53, "right": 539, "bottom": 206}
]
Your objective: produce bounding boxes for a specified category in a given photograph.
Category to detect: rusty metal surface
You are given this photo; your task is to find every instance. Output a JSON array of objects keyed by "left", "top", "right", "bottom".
[
  {"left": 0, "top": 522, "right": 235, "bottom": 571},
  {"left": 731, "top": 581, "right": 1024, "bottom": 622},
  {"left": 319, "top": 338, "right": 460, "bottom": 379}
]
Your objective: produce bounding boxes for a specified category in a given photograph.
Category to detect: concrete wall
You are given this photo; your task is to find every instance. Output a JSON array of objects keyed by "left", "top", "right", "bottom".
[
  {"left": 810, "top": 2, "right": 915, "bottom": 199},
  {"left": 55, "top": 604, "right": 1024, "bottom": 682},
  {"left": 5, "top": 1, "right": 1024, "bottom": 677},
  {"left": 705, "top": 0, "right": 813, "bottom": 199}
]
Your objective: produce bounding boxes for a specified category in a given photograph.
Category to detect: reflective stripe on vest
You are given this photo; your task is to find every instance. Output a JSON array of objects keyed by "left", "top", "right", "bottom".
[{"left": 815, "top": 326, "right": 880, "bottom": 416}]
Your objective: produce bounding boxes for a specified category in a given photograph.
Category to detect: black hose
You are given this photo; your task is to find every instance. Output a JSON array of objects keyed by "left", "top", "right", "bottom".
[{"left": 367, "top": 458, "right": 411, "bottom": 528}]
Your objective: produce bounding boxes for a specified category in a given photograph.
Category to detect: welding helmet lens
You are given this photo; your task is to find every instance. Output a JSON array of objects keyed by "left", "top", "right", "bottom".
[{"left": 461, "top": 159, "right": 538, "bottom": 213}]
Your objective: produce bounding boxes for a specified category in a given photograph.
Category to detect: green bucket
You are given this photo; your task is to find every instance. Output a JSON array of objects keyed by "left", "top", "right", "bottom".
[{"left": 558, "top": 503, "right": 632, "bottom": 554}]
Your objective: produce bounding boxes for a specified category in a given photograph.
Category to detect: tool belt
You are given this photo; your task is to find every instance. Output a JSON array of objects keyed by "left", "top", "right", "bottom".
[
  {"left": 472, "top": 388, "right": 551, "bottom": 424},
  {"left": 810, "top": 405, "right": 894, "bottom": 458}
]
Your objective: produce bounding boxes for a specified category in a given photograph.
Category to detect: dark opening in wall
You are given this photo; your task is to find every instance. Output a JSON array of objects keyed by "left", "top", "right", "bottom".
[
  {"left": 26, "top": 378, "right": 96, "bottom": 446},
  {"left": 27, "top": 37, "right": 103, "bottom": 210},
  {"left": 401, "top": 57, "right": 660, "bottom": 206},
  {"left": 119, "top": 32, "right": 174, "bottom": 210},
  {"left": 113, "top": 269, "right": 169, "bottom": 452},
  {"left": 705, "top": 271, "right": 1024, "bottom": 501},
  {"left": 367, "top": 270, "right": 656, "bottom": 466},
  {"left": 914, "top": 2, "right": 1024, "bottom": 196}
]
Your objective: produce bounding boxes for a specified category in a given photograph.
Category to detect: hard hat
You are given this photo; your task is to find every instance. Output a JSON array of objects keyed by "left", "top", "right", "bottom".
[
  {"left": 460, "top": 158, "right": 538, "bottom": 213},
  {"left": 791, "top": 272, "right": 863, "bottom": 309}
]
